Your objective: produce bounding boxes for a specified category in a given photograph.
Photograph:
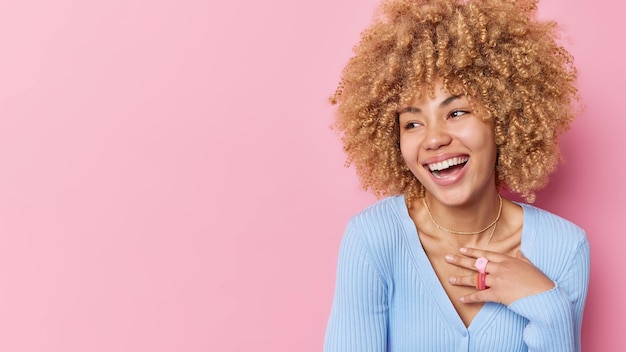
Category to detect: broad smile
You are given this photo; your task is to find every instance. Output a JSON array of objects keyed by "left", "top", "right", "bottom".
[{"left": 424, "top": 156, "right": 469, "bottom": 179}]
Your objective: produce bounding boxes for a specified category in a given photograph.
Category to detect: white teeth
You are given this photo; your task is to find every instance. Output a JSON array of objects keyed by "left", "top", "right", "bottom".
[{"left": 427, "top": 156, "right": 469, "bottom": 172}]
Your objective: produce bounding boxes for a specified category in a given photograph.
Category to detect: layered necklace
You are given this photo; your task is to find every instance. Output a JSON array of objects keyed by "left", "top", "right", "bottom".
[
  {"left": 422, "top": 194, "right": 503, "bottom": 235},
  {"left": 422, "top": 195, "right": 503, "bottom": 277}
]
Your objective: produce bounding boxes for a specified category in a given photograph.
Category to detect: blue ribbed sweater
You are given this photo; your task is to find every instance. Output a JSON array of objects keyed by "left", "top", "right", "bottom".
[{"left": 324, "top": 195, "right": 590, "bottom": 352}]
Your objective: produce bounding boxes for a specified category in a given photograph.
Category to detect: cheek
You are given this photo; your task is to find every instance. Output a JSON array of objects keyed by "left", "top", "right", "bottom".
[
  {"left": 463, "top": 130, "right": 498, "bottom": 165},
  {"left": 398, "top": 134, "right": 410, "bottom": 157},
  {"left": 457, "top": 124, "right": 495, "bottom": 150},
  {"left": 479, "top": 134, "right": 498, "bottom": 158},
  {"left": 399, "top": 135, "right": 419, "bottom": 166}
]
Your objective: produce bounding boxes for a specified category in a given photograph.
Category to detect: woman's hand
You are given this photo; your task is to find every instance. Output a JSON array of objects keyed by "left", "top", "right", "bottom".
[{"left": 445, "top": 247, "right": 555, "bottom": 306}]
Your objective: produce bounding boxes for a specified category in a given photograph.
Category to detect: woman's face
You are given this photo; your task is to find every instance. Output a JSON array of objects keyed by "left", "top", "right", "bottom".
[{"left": 398, "top": 79, "right": 497, "bottom": 207}]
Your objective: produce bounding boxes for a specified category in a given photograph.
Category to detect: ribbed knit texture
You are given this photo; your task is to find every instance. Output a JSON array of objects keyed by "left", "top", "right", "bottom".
[{"left": 324, "top": 195, "right": 590, "bottom": 352}]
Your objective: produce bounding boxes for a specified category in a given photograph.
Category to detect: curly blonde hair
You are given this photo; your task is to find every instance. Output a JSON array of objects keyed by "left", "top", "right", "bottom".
[{"left": 332, "top": 0, "right": 579, "bottom": 204}]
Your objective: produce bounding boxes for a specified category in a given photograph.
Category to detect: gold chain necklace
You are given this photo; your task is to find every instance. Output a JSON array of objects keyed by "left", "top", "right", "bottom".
[
  {"left": 446, "top": 221, "right": 498, "bottom": 275},
  {"left": 422, "top": 194, "right": 503, "bottom": 235}
]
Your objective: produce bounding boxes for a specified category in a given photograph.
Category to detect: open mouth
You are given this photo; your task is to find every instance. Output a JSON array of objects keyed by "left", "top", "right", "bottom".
[{"left": 425, "top": 156, "right": 469, "bottom": 179}]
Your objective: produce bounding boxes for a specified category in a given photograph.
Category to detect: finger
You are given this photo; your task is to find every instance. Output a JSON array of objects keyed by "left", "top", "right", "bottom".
[
  {"left": 445, "top": 253, "right": 499, "bottom": 273},
  {"left": 459, "top": 247, "right": 495, "bottom": 259},
  {"left": 458, "top": 247, "right": 510, "bottom": 263},
  {"left": 448, "top": 274, "right": 476, "bottom": 287},
  {"left": 459, "top": 289, "right": 496, "bottom": 304},
  {"left": 444, "top": 254, "right": 481, "bottom": 272},
  {"left": 459, "top": 288, "right": 502, "bottom": 304}
]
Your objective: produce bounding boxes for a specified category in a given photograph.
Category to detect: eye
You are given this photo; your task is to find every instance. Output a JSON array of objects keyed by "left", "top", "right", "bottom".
[
  {"left": 404, "top": 121, "right": 422, "bottom": 129},
  {"left": 449, "top": 110, "right": 469, "bottom": 119}
]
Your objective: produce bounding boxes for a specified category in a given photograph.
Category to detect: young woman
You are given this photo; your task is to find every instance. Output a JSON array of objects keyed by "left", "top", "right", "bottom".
[{"left": 324, "top": 0, "right": 590, "bottom": 351}]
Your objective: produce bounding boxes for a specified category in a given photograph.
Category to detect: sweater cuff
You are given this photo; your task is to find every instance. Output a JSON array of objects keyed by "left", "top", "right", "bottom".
[
  {"left": 508, "top": 286, "right": 571, "bottom": 321},
  {"left": 507, "top": 286, "right": 575, "bottom": 350}
]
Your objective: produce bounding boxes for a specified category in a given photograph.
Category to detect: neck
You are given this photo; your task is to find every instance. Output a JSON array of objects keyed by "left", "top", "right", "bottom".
[{"left": 422, "top": 191, "right": 502, "bottom": 236}]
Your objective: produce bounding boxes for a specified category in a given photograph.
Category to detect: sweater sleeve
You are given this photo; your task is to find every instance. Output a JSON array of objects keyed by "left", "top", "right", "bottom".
[
  {"left": 324, "top": 220, "right": 388, "bottom": 352},
  {"left": 507, "top": 237, "right": 590, "bottom": 352}
]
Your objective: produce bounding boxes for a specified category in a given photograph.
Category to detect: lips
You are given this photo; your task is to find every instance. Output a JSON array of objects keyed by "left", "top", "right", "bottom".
[{"left": 425, "top": 156, "right": 469, "bottom": 179}]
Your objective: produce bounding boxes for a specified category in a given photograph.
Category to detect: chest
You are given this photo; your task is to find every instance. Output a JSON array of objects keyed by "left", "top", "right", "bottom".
[
  {"left": 421, "top": 242, "right": 483, "bottom": 326},
  {"left": 416, "top": 230, "right": 522, "bottom": 327},
  {"left": 384, "top": 250, "right": 528, "bottom": 351}
]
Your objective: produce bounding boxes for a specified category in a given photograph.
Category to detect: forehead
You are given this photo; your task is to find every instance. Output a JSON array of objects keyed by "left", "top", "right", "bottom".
[
  {"left": 401, "top": 86, "right": 469, "bottom": 110},
  {"left": 400, "top": 77, "right": 468, "bottom": 107}
]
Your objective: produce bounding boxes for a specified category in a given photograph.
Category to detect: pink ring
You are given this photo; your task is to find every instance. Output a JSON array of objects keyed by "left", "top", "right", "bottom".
[
  {"left": 476, "top": 273, "right": 487, "bottom": 290},
  {"left": 474, "top": 257, "right": 488, "bottom": 274}
]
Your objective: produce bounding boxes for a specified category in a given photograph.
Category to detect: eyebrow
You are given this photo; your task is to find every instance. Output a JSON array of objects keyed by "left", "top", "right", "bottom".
[{"left": 397, "top": 95, "right": 462, "bottom": 115}]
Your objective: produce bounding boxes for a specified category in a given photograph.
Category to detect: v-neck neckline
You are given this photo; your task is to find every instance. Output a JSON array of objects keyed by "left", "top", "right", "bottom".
[{"left": 391, "top": 195, "right": 538, "bottom": 333}]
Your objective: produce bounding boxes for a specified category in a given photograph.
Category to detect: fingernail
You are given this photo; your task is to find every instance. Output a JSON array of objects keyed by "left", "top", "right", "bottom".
[
  {"left": 449, "top": 277, "right": 457, "bottom": 284},
  {"left": 459, "top": 248, "right": 467, "bottom": 253},
  {"left": 445, "top": 254, "right": 454, "bottom": 261}
]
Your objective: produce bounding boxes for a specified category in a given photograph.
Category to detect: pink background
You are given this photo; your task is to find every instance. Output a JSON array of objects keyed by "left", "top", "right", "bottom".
[{"left": 0, "top": 0, "right": 620, "bottom": 351}]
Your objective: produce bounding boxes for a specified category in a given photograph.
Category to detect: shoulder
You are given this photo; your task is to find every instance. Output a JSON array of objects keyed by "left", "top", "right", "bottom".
[
  {"left": 342, "top": 195, "right": 409, "bottom": 267},
  {"left": 519, "top": 203, "right": 589, "bottom": 278},
  {"left": 346, "top": 195, "right": 410, "bottom": 247},
  {"left": 519, "top": 203, "right": 586, "bottom": 243},
  {"left": 349, "top": 195, "right": 406, "bottom": 227}
]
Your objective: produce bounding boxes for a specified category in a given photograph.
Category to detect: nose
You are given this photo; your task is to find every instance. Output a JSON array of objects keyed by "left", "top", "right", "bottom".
[{"left": 422, "top": 122, "right": 452, "bottom": 150}]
